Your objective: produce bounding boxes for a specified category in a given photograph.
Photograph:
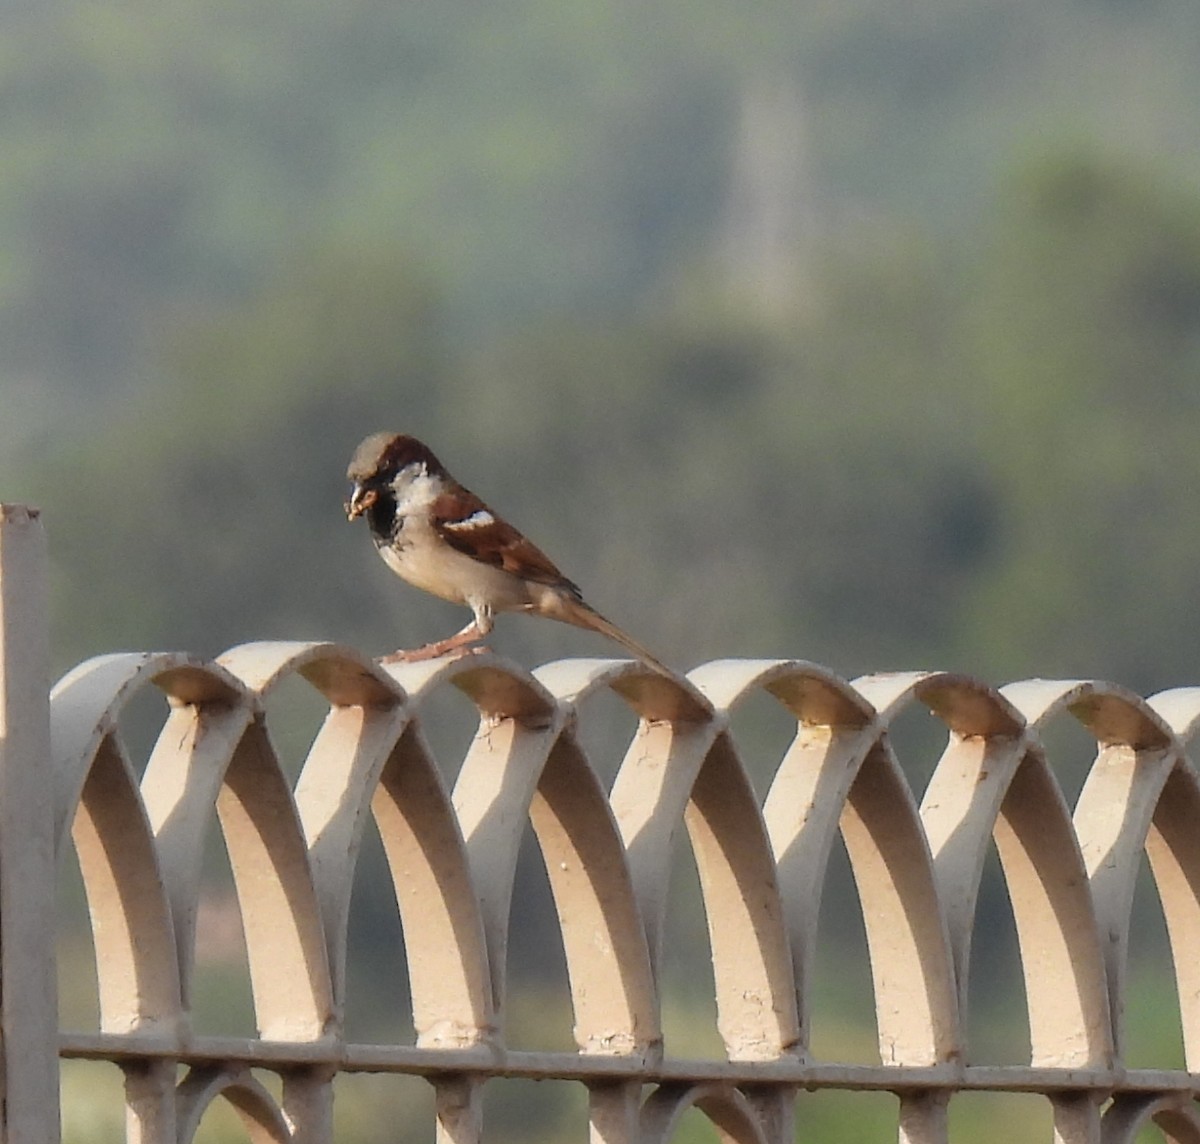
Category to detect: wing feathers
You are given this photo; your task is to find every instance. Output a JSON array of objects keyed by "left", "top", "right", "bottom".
[{"left": 430, "top": 490, "right": 577, "bottom": 590}]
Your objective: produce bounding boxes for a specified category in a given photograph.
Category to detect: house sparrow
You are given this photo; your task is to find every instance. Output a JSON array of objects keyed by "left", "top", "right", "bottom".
[{"left": 346, "top": 432, "right": 673, "bottom": 675}]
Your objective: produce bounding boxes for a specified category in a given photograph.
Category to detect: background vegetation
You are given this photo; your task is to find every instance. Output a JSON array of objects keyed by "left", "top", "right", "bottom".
[{"left": 6, "top": 0, "right": 1200, "bottom": 1139}]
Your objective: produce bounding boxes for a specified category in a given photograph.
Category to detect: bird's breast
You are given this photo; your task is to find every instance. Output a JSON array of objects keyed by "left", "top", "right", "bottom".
[{"left": 375, "top": 517, "right": 535, "bottom": 612}]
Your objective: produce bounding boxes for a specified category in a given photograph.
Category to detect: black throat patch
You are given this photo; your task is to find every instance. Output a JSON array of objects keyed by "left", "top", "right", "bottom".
[{"left": 366, "top": 489, "right": 400, "bottom": 542}]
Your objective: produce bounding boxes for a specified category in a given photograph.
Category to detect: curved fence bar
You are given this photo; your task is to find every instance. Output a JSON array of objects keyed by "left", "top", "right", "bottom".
[
  {"left": 6, "top": 509, "right": 1200, "bottom": 1141},
  {"left": 174, "top": 1067, "right": 294, "bottom": 1144}
]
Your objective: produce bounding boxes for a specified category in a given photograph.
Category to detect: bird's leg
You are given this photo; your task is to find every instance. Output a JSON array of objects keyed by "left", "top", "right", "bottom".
[
  {"left": 381, "top": 605, "right": 494, "bottom": 664},
  {"left": 381, "top": 625, "right": 485, "bottom": 663}
]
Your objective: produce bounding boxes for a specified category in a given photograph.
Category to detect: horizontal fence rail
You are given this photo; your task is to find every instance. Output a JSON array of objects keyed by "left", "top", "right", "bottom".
[{"left": 4, "top": 506, "right": 1200, "bottom": 1142}]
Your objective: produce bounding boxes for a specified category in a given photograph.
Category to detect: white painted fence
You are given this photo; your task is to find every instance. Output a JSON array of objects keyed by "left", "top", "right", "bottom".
[{"left": 3, "top": 504, "right": 1200, "bottom": 1143}]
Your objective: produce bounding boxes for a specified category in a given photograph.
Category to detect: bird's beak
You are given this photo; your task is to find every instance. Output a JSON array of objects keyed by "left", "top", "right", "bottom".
[{"left": 346, "top": 484, "right": 378, "bottom": 521}]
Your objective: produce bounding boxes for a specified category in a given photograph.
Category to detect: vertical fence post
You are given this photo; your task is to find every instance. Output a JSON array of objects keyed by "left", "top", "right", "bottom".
[
  {"left": 1050, "top": 1092, "right": 1103, "bottom": 1144},
  {"left": 588, "top": 1080, "right": 641, "bottom": 1143},
  {"left": 0, "top": 505, "right": 59, "bottom": 1143},
  {"left": 898, "top": 1090, "right": 949, "bottom": 1144},
  {"left": 434, "top": 1075, "right": 484, "bottom": 1144}
]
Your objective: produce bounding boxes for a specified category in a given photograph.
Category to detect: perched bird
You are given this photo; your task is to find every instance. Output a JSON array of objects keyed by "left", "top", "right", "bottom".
[{"left": 346, "top": 432, "right": 673, "bottom": 675}]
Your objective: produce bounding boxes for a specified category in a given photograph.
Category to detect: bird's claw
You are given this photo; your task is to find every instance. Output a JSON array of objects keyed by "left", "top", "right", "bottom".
[{"left": 380, "top": 643, "right": 490, "bottom": 665}]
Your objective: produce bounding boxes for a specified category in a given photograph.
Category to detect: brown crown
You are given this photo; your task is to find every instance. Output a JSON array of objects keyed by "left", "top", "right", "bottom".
[{"left": 347, "top": 433, "right": 446, "bottom": 482}]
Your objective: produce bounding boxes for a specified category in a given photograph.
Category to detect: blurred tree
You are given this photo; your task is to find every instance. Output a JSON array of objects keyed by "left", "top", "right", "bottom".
[
  {"left": 29, "top": 245, "right": 450, "bottom": 668},
  {"left": 5, "top": 0, "right": 1200, "bottom": 408},
  {"left": 449, "top": 223, "right": 995, "bottom": 677},
  {"left": 959, "top": 149, "right": 1200, "bottom": 689}
]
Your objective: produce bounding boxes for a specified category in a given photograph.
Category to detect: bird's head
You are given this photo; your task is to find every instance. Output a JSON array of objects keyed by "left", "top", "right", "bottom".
[{"left": 345, "top": 432, "right": 446, "bottom": 521}]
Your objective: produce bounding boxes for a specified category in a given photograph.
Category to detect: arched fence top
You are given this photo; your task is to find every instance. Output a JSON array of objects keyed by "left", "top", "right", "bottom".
[
  {"left": 38, "top": 640, "right": 1200, "bottom": 1138},
  {"left": 688, "top": 657, "right": 873, "bottom": 728},
  {"left": 1148, "top": 686, "right": 1200, "bottom": 741},
  {"left": 218, "top": 640, "right": 404, "bottom": 708},
  {"left": 538, "top": 655, "right": 714, "bottom": 723},
  {"left": 1001, "top": 677, "right": 1176, "bottom": 749}
]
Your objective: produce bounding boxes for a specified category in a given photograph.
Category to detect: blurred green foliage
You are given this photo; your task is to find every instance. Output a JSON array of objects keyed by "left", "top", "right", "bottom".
[{"left": 11, "top": 0, "right": 1200, "bottom": 1138}]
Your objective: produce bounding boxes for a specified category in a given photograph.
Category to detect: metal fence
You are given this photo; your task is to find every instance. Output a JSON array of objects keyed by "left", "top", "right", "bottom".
[{"left": 3, "top": 503, "right": 1200, "bottom": 1143}]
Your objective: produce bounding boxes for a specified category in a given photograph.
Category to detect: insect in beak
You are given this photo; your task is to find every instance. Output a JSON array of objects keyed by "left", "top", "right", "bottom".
[{"left": 346, "top": 485, "right": 379, "bottom": 521}]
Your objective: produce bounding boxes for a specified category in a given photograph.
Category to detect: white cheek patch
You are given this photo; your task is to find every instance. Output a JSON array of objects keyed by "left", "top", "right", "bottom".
[
  {"left": 391, "top": 462, "right": 437, "bottom": 509},
  {"left": 444, "top": 510, "right": 496, "bottom": 531}
]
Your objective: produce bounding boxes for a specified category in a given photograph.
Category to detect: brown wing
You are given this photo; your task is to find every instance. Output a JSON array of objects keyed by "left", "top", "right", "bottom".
[{"left": 430, "top": 489, "right": 580, "bottom": 592}]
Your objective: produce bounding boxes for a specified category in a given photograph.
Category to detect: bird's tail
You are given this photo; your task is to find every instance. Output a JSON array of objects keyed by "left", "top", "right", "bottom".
[{"left": 551, "top": 594, "right": 676, "bottom": 678}]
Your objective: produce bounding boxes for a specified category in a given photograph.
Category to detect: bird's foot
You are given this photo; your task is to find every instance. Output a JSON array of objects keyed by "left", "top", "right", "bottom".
[{"left": 380, "top": 643, "right": 489, "bottom": 665}]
